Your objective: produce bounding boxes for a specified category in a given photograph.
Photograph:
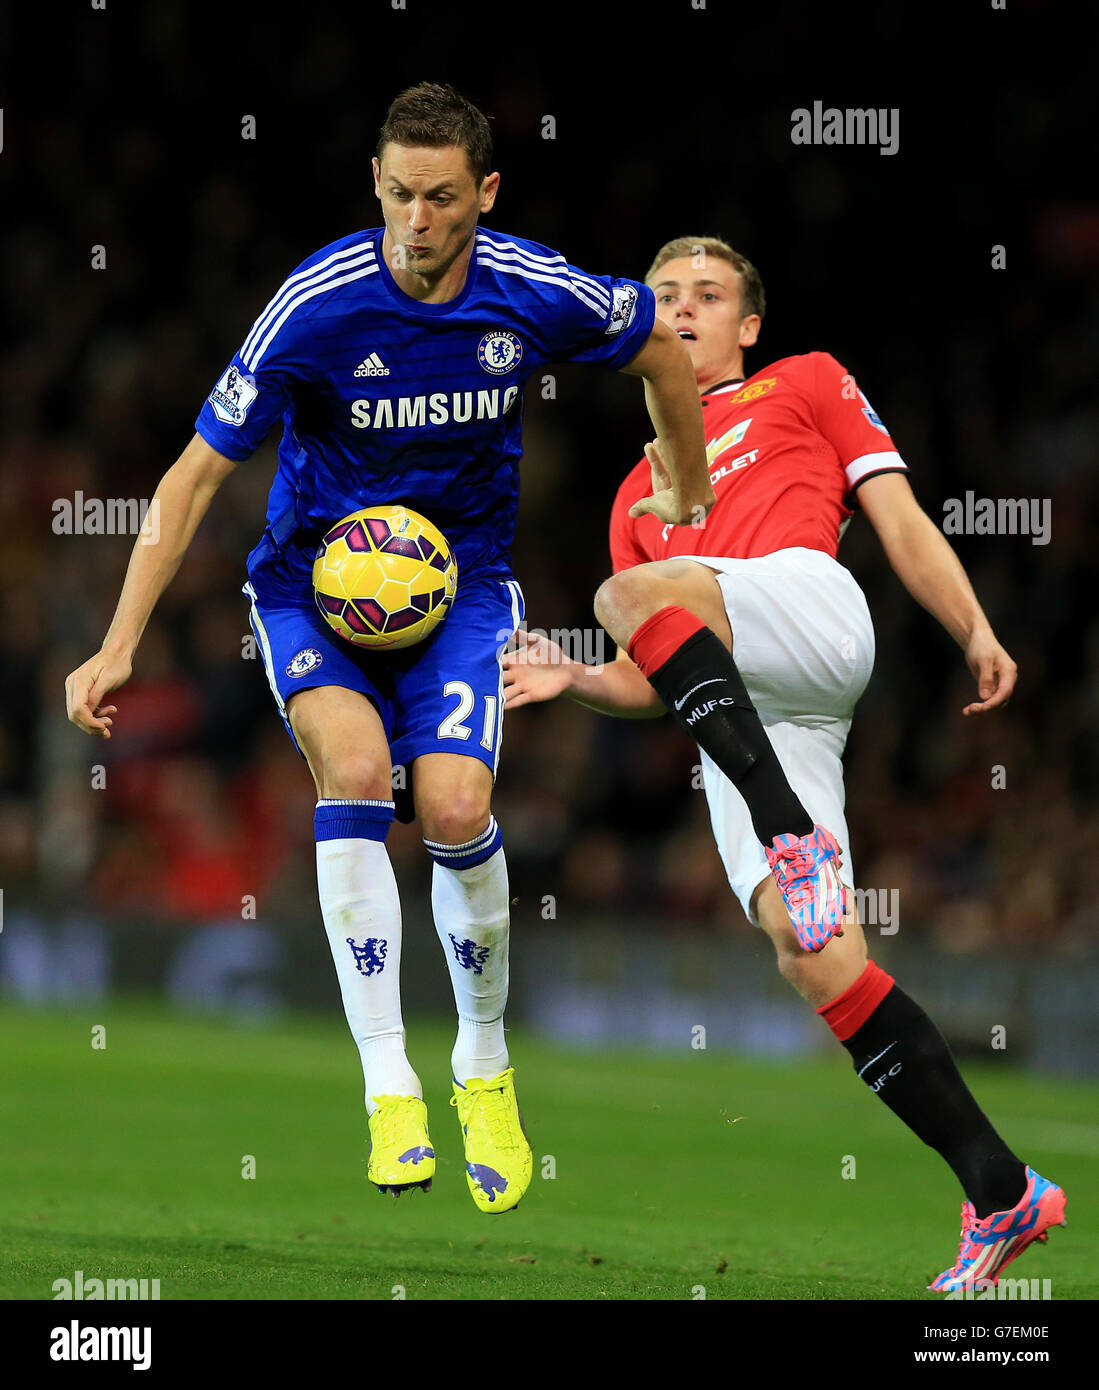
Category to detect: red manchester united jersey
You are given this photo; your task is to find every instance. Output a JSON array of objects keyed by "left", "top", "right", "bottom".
[{"left": 609, "top": 352, "right": 906, "bottom": 571}]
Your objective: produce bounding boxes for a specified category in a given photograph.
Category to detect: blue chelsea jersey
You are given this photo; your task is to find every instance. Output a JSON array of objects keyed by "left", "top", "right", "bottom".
[{"left": 194, "top": 225, "right": 656, "bottom": 594}]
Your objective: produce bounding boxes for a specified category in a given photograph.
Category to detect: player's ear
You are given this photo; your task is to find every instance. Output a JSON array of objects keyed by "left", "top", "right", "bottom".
[
  {"left": 739, "top": 314, "right": 761, "bottom": 349},
  {"left": 479, "top": 171, "right": 500, "bottom": 215},
  {"left": 372, "top": 156, "right": 382, "bottom": 198}
]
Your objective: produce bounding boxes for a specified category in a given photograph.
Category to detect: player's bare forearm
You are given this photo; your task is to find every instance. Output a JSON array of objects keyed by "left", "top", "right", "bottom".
[
  {"left": 101, "top": 434, "right": 237, "bottom": 659},
  {"left": 640, "top": 373, "right": 713, "bottom": 520},
  {"left": 863, "top": 483, "right": 988, "bottom": 646},
  {"left": 567, "top": 650, "right": 665, "bottom": 719},
  {"left": 503, "top": 632, "right": 664, "bottom": 719},
  {"left": 888, "top": 521, "right": 1017, "bottom": 712},
  {"left": 859, "top": 471, "right": 1017, "bottom": 712},
  {"left": 620, "top": 320, "right": 714, "bottom": 522},
  {"left": 67, "top": 434, "right": 238, "bottom": 737}
]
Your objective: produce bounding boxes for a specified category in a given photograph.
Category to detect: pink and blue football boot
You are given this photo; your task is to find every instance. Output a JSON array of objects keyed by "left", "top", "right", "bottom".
[
  {"left": 766, "top": 824, "right": 848, "bottom": 951},
  {"left": 929, "top": 1166, "right": 1067, "bottom": 1292}
]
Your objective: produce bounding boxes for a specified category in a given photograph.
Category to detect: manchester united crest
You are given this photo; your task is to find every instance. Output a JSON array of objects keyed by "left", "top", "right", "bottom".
[{"left": 727, "top": 377, "right": 777, "bottom": 405}]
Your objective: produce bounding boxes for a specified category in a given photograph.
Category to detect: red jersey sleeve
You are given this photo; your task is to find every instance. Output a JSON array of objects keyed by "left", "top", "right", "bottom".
[
  {"left": 609, "top": 465, "right": 650, "bottom": 573},
  {"left": 807, "top": 352, "right": 907, "bottom": 498}
]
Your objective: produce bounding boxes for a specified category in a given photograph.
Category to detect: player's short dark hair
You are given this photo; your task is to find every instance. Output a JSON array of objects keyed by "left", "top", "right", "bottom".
[
  {"left": 377, "top": 82, "right": 494, "bottom": 186},
  {"left": 645, "top": 236, "right": 766, "bottom": 321}
]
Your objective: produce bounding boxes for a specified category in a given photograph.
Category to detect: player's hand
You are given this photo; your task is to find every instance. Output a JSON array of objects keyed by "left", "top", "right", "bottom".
[
  {"left": 962, "top": 628, "right": 1017, "bottom": 715},
  {"left": 65, "top": 649, "right": 132, "bottom": 737},
  {"left": 628, "top": 439, "right": 713, "bottom": 526},
  {"left": 502, "top": 629, "right": 573, "bottom": 708}
]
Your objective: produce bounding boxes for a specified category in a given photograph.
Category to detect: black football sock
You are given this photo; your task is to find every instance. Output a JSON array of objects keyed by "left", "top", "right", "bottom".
[
  {"left": 840, "top": 983, "right": 1027, "bottom": 1217},
  {"left": 636, "top": 622, "right": 813, "bottom": 847}
]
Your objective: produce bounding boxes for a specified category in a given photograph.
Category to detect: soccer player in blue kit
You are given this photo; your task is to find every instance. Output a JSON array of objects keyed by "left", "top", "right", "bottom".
[{"left": 63, "top": 83, "right": 717, "bottom": 1212}]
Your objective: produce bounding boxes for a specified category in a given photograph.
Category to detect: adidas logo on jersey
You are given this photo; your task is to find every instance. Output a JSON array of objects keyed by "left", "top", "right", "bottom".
[{"left": 354, "top": 353, "right": 390, "bottom": 378}]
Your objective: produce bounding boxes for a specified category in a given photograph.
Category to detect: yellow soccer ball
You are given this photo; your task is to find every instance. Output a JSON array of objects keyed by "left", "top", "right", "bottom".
[{"left": 313, "top": 505, "right": 458, "bottom": 650}]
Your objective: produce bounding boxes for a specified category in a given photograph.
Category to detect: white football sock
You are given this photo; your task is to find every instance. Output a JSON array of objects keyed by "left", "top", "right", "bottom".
[
  {"left": 430, "top": 847, "right": 511, "bottom": 1084},
  {"left": 316, "top": 834, "right": 420, "bottom": 1113}
]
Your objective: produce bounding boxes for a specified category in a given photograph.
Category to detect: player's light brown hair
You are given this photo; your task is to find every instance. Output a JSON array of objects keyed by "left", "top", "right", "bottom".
[
  {"left": 377, "top": 82, "right": 494, "bottom": 187},
  {"left": 645, "top": 236, "right": 766, "bottom": 321}
]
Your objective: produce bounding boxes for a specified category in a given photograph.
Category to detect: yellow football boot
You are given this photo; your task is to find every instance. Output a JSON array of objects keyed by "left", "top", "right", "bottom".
[
  {"left": 450, "top": 1068, "right": 532, "bottom": 1213},
  {"left": 367, "top": 1095, "right": 435, "bottom": 1194}
]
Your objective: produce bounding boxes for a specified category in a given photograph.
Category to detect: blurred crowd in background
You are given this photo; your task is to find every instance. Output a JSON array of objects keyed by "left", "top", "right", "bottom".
[{"left": 1, "top": 5, "right": 1097, "bottom": 974}]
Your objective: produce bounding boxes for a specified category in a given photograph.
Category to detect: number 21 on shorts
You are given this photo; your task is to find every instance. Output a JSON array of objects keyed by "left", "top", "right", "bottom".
[{"left": 437, "top": 680, "right": 499, "bottom": 752}]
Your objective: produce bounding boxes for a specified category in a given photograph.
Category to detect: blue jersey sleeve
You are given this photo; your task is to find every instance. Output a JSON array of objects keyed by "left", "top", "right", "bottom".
[
  {"left": 194, "top": 284, "right": 311, "bottom": 461},
  {"left": 549, "top": 265, "right": 656, "bottom": 370},
  {"left": 194, "top": 353, "right": 290, "bottom": 461}
]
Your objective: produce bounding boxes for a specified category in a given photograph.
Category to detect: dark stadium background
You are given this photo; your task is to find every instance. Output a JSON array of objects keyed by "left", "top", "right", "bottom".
[{"left": 1, "top": 3, "right": 1096, "bottom": 1069}]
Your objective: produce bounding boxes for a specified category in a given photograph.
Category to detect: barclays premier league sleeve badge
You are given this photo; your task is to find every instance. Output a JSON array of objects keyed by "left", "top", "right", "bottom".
[
  {"left": 605, "top": 284, "right": 638, "bottom": 336},
  {"left": 858, "top": 388, "right": 889, "bottom": 434},
  {"left": 209, "top": 364, "right": 259, "bottom": 426}
]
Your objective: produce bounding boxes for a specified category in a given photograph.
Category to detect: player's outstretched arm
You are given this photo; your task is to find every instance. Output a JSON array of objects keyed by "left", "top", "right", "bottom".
[
  {"left": 857, "top": 472, "right": 1017, "bottom": 715},
  {"left": 502, "top": 629, "right": 664, "bottom": 719},
  {"left": 65, "top": 432, "right": 239, "bottom": 737},
  {"left": 618, "top": 318, "right": 715, "bottom": 526}
]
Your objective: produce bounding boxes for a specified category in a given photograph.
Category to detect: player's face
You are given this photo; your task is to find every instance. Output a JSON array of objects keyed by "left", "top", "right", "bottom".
[
  {"left": 649, "top": 258, "right": 759, "bottom": 388},
  {"left": 373, "top": 145, "right": 498, "bottom": 278}
]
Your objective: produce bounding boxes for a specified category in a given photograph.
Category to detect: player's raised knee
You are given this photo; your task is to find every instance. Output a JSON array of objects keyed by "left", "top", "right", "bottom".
[{"left": 594, "top": 568, "right": 658, "bottom": 643}]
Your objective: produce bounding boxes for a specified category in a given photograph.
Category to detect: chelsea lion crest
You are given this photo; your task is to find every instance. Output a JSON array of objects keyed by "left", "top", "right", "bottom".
[
  {"left": 286, "top": 648, "right": 323, "bottom": 678},
  {"left": 478, "top": 330, "right": 523, "bottom": 375}
]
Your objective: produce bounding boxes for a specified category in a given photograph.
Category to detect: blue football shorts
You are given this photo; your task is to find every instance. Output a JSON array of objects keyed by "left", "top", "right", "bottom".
[{"left": 243, "top": 570, "right": 525, "bottom": 781}]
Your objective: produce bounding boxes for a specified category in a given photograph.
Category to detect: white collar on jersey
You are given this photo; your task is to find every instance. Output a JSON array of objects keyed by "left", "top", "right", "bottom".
[{"left": 702, "top": 378, "right": 746, "bottom": 398}]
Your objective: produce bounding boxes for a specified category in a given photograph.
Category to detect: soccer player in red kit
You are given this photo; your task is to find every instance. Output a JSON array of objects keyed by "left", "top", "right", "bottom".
[{"left": 503, "top": 235, "right": 1067, "bottom": 1291}]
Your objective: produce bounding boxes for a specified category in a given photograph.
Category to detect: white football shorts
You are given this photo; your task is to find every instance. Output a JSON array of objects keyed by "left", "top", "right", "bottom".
[{"left": 684, "top": 546, "right": 875, "bottom": 924}]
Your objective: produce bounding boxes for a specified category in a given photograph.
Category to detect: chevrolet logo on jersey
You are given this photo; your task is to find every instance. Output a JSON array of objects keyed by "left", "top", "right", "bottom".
[
  {"left": 709, "top": 448, "right": 759, "bottom": 485},
  {"left": 661, "top": 428, "right": 758, "bottom": 540},
  {"left": 350, "top": 386, "right": 521, "bottom": 429},
  {"left": 705, "top": 418, "right": 752, "bottom": 465}
]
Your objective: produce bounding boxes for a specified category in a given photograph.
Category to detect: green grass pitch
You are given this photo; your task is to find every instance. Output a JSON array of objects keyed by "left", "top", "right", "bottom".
[{"left": 1, "top": 1000, "right": 1093, "bottom": 1300}]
